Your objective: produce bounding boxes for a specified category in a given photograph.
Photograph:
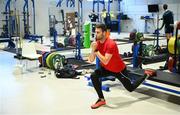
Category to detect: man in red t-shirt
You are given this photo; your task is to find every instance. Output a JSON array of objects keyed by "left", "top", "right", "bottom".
[{"left": 89, "top": 23, "right": 146, "bottom": 109}]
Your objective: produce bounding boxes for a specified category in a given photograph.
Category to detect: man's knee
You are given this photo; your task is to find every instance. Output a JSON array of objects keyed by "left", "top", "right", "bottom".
[
  {"left": 90, "top": 72, "right": 96, "bottom": 78},
  {"left": 90, "top": 68, "right": 104, "bottom": 81}
]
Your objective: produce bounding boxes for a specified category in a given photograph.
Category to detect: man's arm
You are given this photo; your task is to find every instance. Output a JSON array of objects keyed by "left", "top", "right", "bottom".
[
  {"left": 95, "top": 52, "right": 112, "bottom": 65},
  {"left": 88, "top": 42, "right": 97, "bottom": 62},
  {"left": 88, "top": 51, "right": 96, "bottom": 62},
  {"left": 159, "top": 21, "right": 165, "bottom": 30},
  {"left": 159, "top": 14, "right": 165, "bottom": 30}
]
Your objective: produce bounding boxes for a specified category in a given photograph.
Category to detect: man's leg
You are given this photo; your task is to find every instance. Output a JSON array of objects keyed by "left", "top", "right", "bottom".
[
  {"left": 90, "top": 69, "right": 105, "bottom": 99},
  {"left": 90, "top": 67, "right": 117, "bottom": 109},
  {"left": 116, "top": 68, "right": 134, "bottom": 92},
  {"left": 116, "top": 68, "right": 146, "bottom": 92}
]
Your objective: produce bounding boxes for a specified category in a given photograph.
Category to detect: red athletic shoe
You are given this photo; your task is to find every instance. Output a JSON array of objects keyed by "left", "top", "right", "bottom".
[{"left": 91, "top": 99, "right": 106, "bottom": 109}]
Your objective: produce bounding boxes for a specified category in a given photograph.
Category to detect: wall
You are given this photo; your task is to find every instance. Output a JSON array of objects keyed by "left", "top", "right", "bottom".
[
  {"left": 0, "top": 0, "right": 119, "bottom": 37},
  {"left": 121, "top": 0, "right": 180, "bottom": 33},
  {"left": 1, "top": 0, "right": 179, "bottom": 36}
]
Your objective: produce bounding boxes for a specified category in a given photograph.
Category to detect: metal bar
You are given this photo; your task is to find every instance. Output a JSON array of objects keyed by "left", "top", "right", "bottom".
[
  {"left": 5, "top": 0, "right": 12, "bottom": 36},
  {"left": 56, "top": 0, "right": 63, "bottom": 7},
  {"left": 143, "top": 82, "right": 180, "bottom": 95},
  {"left": 118, "top": 0, "right": 121, "bottom": 34},
  {"left": 23, "top": 0, "right": 28, "bottom": 35},
  {"left": 31, "top": 0, "right": 36, "bottom": 34}
]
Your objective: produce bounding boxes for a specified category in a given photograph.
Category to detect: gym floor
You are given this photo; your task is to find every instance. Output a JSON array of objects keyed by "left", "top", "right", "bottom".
[{"left": 0, "top": 33, "right": 179, "bottom": 115}]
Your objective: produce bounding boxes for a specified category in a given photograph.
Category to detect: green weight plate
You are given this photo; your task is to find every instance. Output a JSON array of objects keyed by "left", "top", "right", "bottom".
[
  {"left": 52, "top": 54, "right": 63, "bottom": 70},
  {"left": 48, "top": 53, "right": 57, "bottom": 69},
  {"left": 43, "top": 52, "right": 51, "bottom": 67},
  {"left": 46, "top": 52, "right": 55, "bottom": 68},
  {"left": 49, "top": 53, "right": 60, "bottom": 69}
]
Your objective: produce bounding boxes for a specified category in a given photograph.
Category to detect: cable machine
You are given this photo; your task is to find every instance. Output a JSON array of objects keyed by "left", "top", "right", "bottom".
[
  {"left": 0, "top": 0, "right": 16, "bottom": 48},
  {"left": 23, "top": 0, "right": 42, "bottom": 43}
]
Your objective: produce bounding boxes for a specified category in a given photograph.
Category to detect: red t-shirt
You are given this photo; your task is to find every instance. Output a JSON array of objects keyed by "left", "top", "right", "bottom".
[{"left": 97, "top": 38, "right": 126, "bottom": 73}]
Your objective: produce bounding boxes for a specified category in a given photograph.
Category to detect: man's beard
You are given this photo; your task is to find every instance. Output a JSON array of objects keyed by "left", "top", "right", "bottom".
[{"left": 96, "top": 35, "right": 104, "bottom": 40}]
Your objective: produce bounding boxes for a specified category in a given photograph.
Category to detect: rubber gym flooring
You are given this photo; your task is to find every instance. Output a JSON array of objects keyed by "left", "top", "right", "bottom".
[{"left": 0, "top": 33, "right": 179, "bottom": 115}]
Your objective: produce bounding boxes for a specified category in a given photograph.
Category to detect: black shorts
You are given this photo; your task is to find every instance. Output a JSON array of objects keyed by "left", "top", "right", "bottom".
[{"left": 165, "top": 25, "right": 174, "bottom": 34}]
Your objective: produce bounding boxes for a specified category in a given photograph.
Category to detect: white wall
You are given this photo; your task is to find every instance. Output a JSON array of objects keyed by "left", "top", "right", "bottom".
[
  {"left": 121, "top": 0, "right": 180, "bottom": 33},
  {"left": 0, "top": 0, "right": 118, "bottom": 37},
  {"left": 1, "top": 0, "right": 179, "bottom": 36}
]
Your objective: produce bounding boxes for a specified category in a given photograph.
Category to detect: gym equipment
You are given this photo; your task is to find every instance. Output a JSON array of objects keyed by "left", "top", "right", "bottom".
[
  {"left": 42, "top": 52, "right": 51, "bottom": 67},
  {"left": 168, "top": 36, "right": 180, "bottom": 54},
  {"left": 68, "top": 35, "right": 76, "bottom": 46},
  {"left": 23, "top": 0, "right": 43, "bottom": 42},
  {"left": 55, "top": 64, "right": 80, "bottom": 79},
  {"left": 128, "top": 52, "right": 133, "bottom": 57},
  {"left": 53, "top": 55, "right": 67, "bottom": 70},
  {"left": 46, "top": 52, "right": 56, "bottom": 69},
  {"left": 40, "top": 52, "right": 67, "bottom": 70},
  {"left": 168, "top": 57, "right": 174, "bottom": 72},
  {"left": 56, "top": 0, "right": 76, "bottom": 7},
  {"left": 51, "top": 54, "right": 66, "bottom": 69},
  {"left": 129, "top": 31, "right": 144, "bottom": 43},
  {"left": 133, "top": 41, "right": 167, "bottom": 66},
  {"left": 83, "top": 22, "right": 91, "bottom": 48},
  {"left": 107, "top": 0, "right": 121, "bottom": 34},
  {"left": 0, "top": 0, "right": 16, "bottom": 48},
  {"left": 51, "top": 0, "right": 83, "bottom": 59},
  {"left": 140, "top": 16, "right": 153, "bottom": 34},
  {"left": 135, "top": 32, "right": 144, "bottom": 43},
  {"left": 74, "top": 0, "right": 83, "bottom": 60},
  {"left": 129, "top": 32, "right": 136, "bottom": 40},
  {"left": 172, "top": 21, "right": 180, "bottom": 73},
  {"left": 177, "top": 21, "right": 180, "bottom": 29},
  {"left": 123, "top": 52, "right": 128, "bottom": 57},
  {"left": 132, "top": 43, "right": 141, "bottom": 68},
  {"left": 131, "top": 30, "right": 169, "bottom": 67},
  {"left": 49, "top": 12, "right": 65, "bottom": 37},
  {"left": 93, "top": 0, "right": 105, "bottom": 22},
  {"left": 143, "top": 44, "right": 155, "bottom": 57},
  {"left": 148, "top": 4, "right": 161, "bottom": 51},
  {"left": 49, "top": 9, "right": 75, "bottom": 49}
]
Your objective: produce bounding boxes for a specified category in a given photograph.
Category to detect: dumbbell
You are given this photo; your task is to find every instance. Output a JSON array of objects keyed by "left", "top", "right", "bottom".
[
  {"left": 123, "top": 52, "right": 128, "bottom": 57},
  {"left": 128, "top": 52, "right": 133, "bottom": 57}
]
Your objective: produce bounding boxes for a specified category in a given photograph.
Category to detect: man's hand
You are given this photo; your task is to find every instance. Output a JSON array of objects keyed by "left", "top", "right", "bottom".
[
  {"left": 91, "top": 42, "right": 97, "bottom": 52},
  {"left": 88, "top": 42, "right": 98, "bottom": 62}
]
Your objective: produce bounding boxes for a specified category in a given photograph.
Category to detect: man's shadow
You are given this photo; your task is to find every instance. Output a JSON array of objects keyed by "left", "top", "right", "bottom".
[{"left": 104, "top": 96, "right": 151, "bottom": 109}]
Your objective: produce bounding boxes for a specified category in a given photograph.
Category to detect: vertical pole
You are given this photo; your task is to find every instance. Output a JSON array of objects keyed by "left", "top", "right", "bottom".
[
  {"left": 118, "top": 0, "right": 121, "bottom": 34},
  {"left": 93, "top": 0, "right": 95, "bottom": 12},
  {"left": 75, "top": 0, "right": 82, "bottom": 60},
  {"left": 173, "top": 27, "right": 178, "bottom": 72},
  {"left": 32, "top": 0, "right": 36, "bottom": 34},
  {"left": 108, "top": 0, "right": 110, "bottom": 14},
  {"left": 5, "top": 0, "right": 11, "bottom": 37},
  {"left": 23, "top": 0, "right": 26, "bottom": 36},
  {"left": 80, "top": 0, "right": 83, "bottom": 23},
  {"left": 56, "top": 0, "right": 63, "bottom": 7},
  {"left": 156, "top": 12, "right": 160, "bottom": 50},
  {"left": 97, "top": 0, "right": 99, "bottom": 22},
  {"left": 26, "top": 0, "right": 29, "bottom": 35},
  {"left": 66, "top": 0, "right": 68, "bottom": 7}
]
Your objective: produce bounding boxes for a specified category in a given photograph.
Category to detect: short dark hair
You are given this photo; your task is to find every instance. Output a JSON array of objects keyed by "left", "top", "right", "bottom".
[
  {"left": 163, "top": 4, "right": 168, "bottom": 10},
  {"left": 95, "top": 23, "right": 107, "bottom": 32}
]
